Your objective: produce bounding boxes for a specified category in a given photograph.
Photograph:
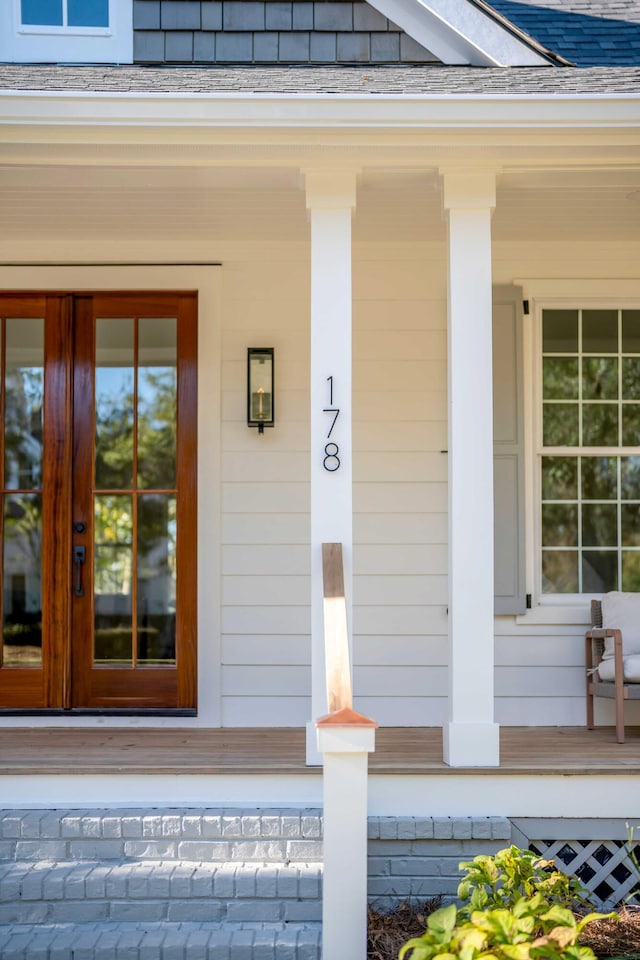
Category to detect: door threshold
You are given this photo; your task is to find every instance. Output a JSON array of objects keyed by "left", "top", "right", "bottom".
[{"left": 0, "top": 708, "right": 197, "bottom": 717}]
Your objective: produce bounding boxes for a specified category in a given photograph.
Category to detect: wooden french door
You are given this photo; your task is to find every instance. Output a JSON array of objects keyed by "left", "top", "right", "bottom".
[{"left": 0, "top": 292, "right": 197, "bottom": 711}]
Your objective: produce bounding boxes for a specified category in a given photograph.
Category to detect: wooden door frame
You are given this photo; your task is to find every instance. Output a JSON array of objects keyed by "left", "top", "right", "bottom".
[{"left": 0, "top": 290, "right": 198, "bottom": 713}]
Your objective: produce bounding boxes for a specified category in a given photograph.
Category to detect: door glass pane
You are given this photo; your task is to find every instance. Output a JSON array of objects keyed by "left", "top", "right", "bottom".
[
  {"left": 95, "top": 319, "right": 134, "bottom": 489},
  {"left": 137, "top": 495, "right": 176, "bottom": 665},
  {"left": 4, "top": 318, "right": 44, "bottom": 491},
  {"left": 21, "top": 0, "right": 63, "bottom": 25},
  {"left": 2, "top": 494, "right": 42, "bottom": 667},
  {"left": 138, "top": 318, "right": 177, "bottom": 490},
  {"left": 68, "top": 0, "right": 108, "bottom": 26},
  {"left": 94, "top": 495, "right": 133, "bottom": 665}
]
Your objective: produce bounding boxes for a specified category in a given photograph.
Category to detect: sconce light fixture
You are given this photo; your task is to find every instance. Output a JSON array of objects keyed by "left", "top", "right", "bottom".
[{"left": 247, "top": 348, "right": 274, "bottom": 434}]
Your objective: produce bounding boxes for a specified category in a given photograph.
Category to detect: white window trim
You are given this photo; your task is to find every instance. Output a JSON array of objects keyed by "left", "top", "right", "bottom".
[
  {"left": 515, "top": 280, "right": 640, "bottom": 626},
  {"left": 0, "top": 0, "right": 132, "bottom": 63}
]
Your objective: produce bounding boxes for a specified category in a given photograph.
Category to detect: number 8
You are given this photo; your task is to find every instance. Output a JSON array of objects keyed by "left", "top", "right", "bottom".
[{"left": 323, "top": 443, "right": 340, "bottom": 472}]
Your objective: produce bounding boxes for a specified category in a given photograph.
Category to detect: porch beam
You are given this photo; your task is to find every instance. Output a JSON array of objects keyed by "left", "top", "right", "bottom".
[
  {"left": 305, "top": 169, "right": 358, "bottom": 766},
  {"left": 441, "top": 167, "right": 500, "bottom": 767}
]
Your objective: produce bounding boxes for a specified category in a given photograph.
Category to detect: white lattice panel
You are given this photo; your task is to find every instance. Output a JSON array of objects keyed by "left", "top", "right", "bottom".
[{"left": 530, "top": 839, "right": 640, "bottom": 910}]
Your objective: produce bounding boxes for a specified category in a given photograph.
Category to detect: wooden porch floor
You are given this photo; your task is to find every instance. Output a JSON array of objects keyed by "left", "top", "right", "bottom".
[{"left": 1, "top": 726, "right": 640, "bottom": 776}]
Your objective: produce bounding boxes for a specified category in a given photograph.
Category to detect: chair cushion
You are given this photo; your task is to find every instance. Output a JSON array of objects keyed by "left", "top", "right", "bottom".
[
  {"left": 599, "top": 592, "right": 640, "bottom": 681},
  {"left": 598, "top": 653, "right": 640, "bottom": 682}
]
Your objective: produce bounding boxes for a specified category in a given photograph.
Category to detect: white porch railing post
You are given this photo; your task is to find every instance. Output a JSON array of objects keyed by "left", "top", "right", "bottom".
[
  {"left": 441, "top": 167, "right": 500, "bottom": 768},
  {"left": 317, "top": 710, "right": 377, "bottom": 960},
  {"left": 305, "top": 169, "right": 357, "bottom": 766}
]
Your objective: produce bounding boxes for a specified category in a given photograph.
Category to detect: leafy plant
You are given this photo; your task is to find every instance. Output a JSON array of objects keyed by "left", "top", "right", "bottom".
[
  {"left": 399, "top": 847, "right": 612, "bottom": 960},
  {"left": 457, "top": 846, "right": 587, "bottom": 914},
  {"left": 399, "top": 900, "right": 608, "bottom": 960}
]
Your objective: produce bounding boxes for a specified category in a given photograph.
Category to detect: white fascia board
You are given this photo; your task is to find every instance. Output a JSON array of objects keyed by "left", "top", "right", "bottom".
[
  {"left": 0, "top": 91, "right": 639, "bottom": 132},
  {"left": 367, "top": 0, "right": 549, "bottom": 66}
]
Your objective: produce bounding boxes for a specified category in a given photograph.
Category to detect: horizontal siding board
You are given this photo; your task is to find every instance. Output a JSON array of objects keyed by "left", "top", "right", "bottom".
[
  {"left": 353, "top": 391, "right": 446, "bottom": 422},
  {"left": 222, "top": 665, "right": 310, "bottom": 697},
  {"left": 222, "top": 482, "right": 309, "bottom": 512},
  {"left": 495, "top": 635, "right": 584, "bottom": 666},
  {"left": 354, "top": 421, "right": 446, "bottom": 452},
  {"left": 354, "top": 360, "right": 446, "bottom": 392},
  {"left": 352, "top": 330, "right": 446, "bottom": 360},
  {"left": 353, "top": 482, "right": 446, "bottom": 513},
  {"left": 223, "top": 452, "right": 309, "bottom": 482},
  {"left": 223, "top": 575, "right": 310, "bottom": 606},
  {"left": 354, "top": 665, "right": 447, "bottom": 697},
  {"left": 222, "top": 514, "right": 309, "bottom": 545},
  {"left": 223, "top": 263, "right": 309, "bottom": 301},
  {"left": 353, "top": 544, "right": 447, "bottom": 576},
  {"left": 223, "top": 546, "right": 310, "bottom": 576},
  {"left": 495, "top": 666, "right": 584, "bottom": 698},
  {"left": 222, "top": 697, "right": 309, "bottom": 726},
  {"left": 354, "top": 452, "right": 446, "bottom": 483},
  {"left": 354, "top": 605, "right": 446, "bottom": 635},
  {"left": 354, "top": 635, "right": 447, "bottom": 666},
  {"left": 353, "top": 299, "right": 446, "bottom": 331},
  {"left": 222, "top": 635, "right": 310, "bottom": 666},
  {"left": 495, "top": 697, "right": 586, "bottom": 726},
  {"left": 222, "top": 420, "right": 310, "bottom": 450},
  {"left": 353, "top": 696, "right": 447, "bottom": 726},
  {"left": 354, "top": 513, "right": 447, "bottom": 544},
  {"left": 222, "top": 605, "right": 309, "bottom": 634},
  {"left": 354, "top": 575, "right": 446, "bottom": 606},
  {"left": 353, "top": 261, "right": 444, "bottom": 299},
  {"left": 222, "top": 329, "right": 308, "bottom": 357}
]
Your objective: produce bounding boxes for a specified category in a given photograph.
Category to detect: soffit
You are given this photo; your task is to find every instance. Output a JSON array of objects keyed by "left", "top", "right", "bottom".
[{"left": 0, "top": 164, "right": 638, "bottom": 243}]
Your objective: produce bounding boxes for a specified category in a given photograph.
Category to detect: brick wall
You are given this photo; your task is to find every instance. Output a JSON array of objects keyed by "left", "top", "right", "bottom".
[
  {"left": 133, "top": 0, "right": 440, "bottom": 64},
  {"left": 368, "top": 817, "right": 512, "bottom": 909}
]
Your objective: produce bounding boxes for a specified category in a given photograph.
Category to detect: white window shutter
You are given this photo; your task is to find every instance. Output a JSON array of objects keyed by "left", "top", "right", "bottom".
[{"left": 493, "top": 286, "right": 526, "bottom": 615}]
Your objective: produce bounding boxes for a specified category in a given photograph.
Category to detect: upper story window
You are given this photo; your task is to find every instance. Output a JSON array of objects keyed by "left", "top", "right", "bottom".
[
  {"left": 21, "top": 0, "right": 109, "bottom": 28},
  {"left": 540, "top": 307, "right": 640, "bottom": 595},
  {"left": 0, "top": 0, "right": 131, "bottom": 62}
]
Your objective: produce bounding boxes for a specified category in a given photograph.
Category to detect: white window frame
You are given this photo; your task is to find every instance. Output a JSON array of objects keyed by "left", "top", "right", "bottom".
[
  {"left": 0, "top": 0, "right": 132, "bottom": 63},
  {"left": 517, "top": 282, "right": 640, "bottom": 625}
]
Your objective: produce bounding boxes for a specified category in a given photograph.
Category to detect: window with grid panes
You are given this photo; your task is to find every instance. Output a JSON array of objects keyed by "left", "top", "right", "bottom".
[{"left": 541, "top": 308, "right": 640, "bottom": 594}]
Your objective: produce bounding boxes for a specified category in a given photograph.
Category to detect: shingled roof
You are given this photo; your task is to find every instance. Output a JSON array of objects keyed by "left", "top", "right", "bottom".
[
  {"left": 0, "top": 63, "right": 639, "bottom": 94},
  {"left": 485, "top": 0, "right": 640, "bottom": 66}
]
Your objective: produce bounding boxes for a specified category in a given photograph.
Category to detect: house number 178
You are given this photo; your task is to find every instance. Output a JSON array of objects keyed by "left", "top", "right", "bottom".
[{"left": 323, "top": 376, "right": 340, "bottom": 471}]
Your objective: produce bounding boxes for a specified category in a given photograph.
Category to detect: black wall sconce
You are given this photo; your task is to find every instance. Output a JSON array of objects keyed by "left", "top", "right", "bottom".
[{"left": 247, "top": 348, "right": 275, "bottom": 434}]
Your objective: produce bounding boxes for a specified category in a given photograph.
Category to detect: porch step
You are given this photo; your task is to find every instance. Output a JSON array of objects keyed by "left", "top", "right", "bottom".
[
  {"left": 0, "top": 808, "right": 323, "bottom": 958},
  {"left": 0, "top": 920, "right": 323, "bottom": 958},
  {"left": 0, "top": 859, "right": 322, "bottom": 924}
]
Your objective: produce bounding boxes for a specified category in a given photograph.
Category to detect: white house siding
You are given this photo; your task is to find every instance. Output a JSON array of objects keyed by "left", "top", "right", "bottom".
[
  {"left": 352, "top": 241, "right": 449, "bottom": 725},
  {"left": 220, "top": 243, "right": 312, "bottom": 726}
]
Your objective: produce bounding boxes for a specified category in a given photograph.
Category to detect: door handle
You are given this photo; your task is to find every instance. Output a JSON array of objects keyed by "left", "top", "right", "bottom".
[{"left": 73, "top": 546, "right": 86, "bottom": 597}]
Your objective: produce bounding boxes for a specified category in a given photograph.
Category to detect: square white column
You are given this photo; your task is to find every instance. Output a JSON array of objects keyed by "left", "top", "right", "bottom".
[
  {"left": 441, "top": 169, "right": 500, "bottom": 767},
  {"left": 305, "top": 170, "right": 358, "bottom": 765}
]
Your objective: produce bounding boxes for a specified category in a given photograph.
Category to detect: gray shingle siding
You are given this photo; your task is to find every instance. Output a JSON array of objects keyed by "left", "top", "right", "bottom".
[{"left": 132, "top": 0, "right": 440, "bottom": 64}]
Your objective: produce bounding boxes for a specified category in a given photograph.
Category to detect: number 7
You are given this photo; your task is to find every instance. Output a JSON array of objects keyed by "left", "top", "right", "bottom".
[{"left": 323, "top": 408, "right": 340, "bottom": 438}]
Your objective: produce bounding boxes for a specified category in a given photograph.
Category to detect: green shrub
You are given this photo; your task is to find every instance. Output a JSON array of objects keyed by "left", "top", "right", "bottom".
[
  {"left": 399, "top": 846, "right": 612, "bottom": 960},
  {"left": 457, "top": 845, "right": 586, "bottom": 914},
  {"left": 399, "top": 900, "right": 606, "bottom": 960}
]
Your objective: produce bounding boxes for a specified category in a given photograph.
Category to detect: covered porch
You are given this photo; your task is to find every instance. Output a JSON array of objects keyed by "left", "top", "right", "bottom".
[{"left": 0, "top": 70, "right": 639, "bottom": 771}]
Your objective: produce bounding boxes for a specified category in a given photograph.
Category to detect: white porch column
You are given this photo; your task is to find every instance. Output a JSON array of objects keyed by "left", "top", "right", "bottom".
[
  {"left": 305, "top": 170, "right": 357, "bottom": 765},
  {"left": 441, "top": 168, "right": 500, "bottom": 767}
]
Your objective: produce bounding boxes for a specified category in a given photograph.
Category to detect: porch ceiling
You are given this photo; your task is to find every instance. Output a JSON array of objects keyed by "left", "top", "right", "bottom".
[{"left": 0, "top": 162, "right": 639, "bottom": 245}]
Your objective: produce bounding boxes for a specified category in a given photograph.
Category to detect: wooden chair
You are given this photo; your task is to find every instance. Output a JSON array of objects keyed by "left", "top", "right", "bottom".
[{"left": 586, "top": 597, "right": 640, "bottom": 743}]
